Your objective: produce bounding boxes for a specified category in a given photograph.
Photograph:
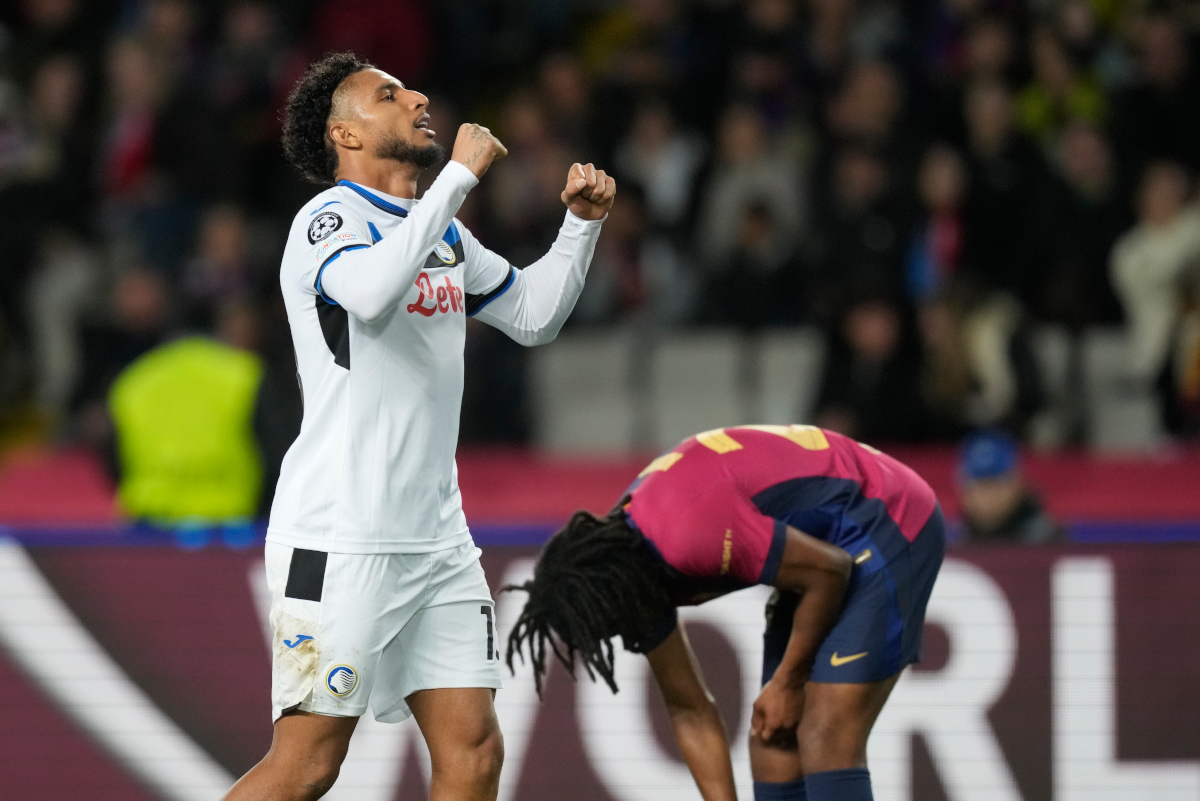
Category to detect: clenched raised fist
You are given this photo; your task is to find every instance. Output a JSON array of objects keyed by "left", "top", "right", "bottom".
[
  {"left": 452, "top": 123, "right": 508, "bottom": 179},
  {"left": 562, "top": 162, "right": 616, "bottom": 221}
]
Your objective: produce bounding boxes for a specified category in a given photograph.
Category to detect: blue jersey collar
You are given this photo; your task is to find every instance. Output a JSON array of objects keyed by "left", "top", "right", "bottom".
[{"left": 336, "top": 179, "right": 414, "bottom": 217}]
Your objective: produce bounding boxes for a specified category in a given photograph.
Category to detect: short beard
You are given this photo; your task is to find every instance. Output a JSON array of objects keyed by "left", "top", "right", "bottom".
[{"left": 375, "top": 135, "right": 445, "bottom": 170}]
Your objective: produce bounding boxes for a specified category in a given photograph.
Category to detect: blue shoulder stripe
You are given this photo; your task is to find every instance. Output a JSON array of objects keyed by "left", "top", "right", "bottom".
[
  {"left": 314, "top": 244, "right": 370, "bottom": 304},
  {"left": 336, "top": 180, "right": 409, "bottom": 217}
]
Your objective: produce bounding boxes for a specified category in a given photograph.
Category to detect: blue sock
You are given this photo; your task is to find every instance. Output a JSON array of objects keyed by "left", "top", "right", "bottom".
[
  {"left": 754, "top": 778, "right": 807, "bottom": 801},
  {"left": 804, "top": 768, "right": 873, "bottom": 801}
]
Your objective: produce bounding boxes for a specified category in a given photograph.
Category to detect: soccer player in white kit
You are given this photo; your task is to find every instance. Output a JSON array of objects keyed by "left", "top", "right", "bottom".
[{"left": 221, "top": 52, "right": 615, "bottom": 801}]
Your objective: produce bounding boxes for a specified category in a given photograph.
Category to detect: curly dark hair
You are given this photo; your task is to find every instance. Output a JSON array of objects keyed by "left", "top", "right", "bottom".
[
  {"left": 504, "top": 502, "right": 673, "bottom": 696},
  {"left": 281, "top": 52, "right": 375, "bottom": 185}
]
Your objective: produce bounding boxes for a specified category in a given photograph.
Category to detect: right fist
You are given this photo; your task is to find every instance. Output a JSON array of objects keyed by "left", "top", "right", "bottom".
[{"left": 452, "top": 123, "right": 508, "bottom": 179}]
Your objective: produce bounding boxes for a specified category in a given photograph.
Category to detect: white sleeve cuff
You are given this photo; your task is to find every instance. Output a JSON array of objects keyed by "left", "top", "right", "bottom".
[
  {"left": 437, "top": 160, "right": 481, "bottom": 191},
  {"left": 564, "top": 209, "right": 607, "bottom": 228}
]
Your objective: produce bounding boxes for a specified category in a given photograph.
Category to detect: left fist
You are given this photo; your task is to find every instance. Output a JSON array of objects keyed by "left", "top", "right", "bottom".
[{"left": 561, "top": 162, "right": 616, "bottom": 221}]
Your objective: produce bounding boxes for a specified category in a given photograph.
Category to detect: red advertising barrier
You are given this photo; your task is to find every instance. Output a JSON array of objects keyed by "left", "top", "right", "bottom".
[
  {"left": 5, "top": 446, "right": 1200, "bottom": 527},
  {"left": 2, "top": 541, "right": 1198, "bottom": 801}
]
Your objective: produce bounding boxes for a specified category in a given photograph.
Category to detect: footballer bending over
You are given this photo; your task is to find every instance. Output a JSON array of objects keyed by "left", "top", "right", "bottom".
[{"left": 507, "top": 425, "right": 945, "bottom": 801}]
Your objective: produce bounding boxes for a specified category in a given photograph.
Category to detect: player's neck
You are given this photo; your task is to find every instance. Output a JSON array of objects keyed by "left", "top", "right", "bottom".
[{"left": 335, "top": 160, "right": 421, "bottom": 200}]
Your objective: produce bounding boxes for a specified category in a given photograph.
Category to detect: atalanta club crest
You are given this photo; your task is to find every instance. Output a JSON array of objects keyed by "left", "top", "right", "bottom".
[
  {"left": 308, "top": 212, "right": 343, "bottom": 244},
  {"left": 325, "top": 664, "right": 358, "bottom": 697},
  {"left": 434, "top": 240, "right": 456, "bottom": 264}
]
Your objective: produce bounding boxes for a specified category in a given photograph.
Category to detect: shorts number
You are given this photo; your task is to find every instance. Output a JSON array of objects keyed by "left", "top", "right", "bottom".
[{"left": 481, "top": 605, "right": 495, "bottom": 661}]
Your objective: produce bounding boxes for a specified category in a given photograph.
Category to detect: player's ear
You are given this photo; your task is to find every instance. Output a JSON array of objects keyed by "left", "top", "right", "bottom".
[{"left": 328, "top": 121, "right": 360, "bottom": 151}]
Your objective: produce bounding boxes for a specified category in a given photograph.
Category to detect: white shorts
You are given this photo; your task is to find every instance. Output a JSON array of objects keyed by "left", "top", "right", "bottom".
[{"left": 265, "top": 541, "right": 503, "bottom": 723}]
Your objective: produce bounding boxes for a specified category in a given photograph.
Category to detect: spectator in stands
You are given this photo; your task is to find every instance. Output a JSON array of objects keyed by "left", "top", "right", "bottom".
[
  {"left": 961, "top": 77, "right": 1048, "bottom": 305},
  {"left": 1110, "top": 161, "right": 1200, "bottom": 429},
  {"left": 695, "top": 103, "right": 804, "bottom": 270},
  {"left": 614, "top": 100, "right": 705, "bottom": 235},
  {"left": 915, "top": 287, "right": 1044, "bottom": 437},
  {"left": 141, "top": 0, "right": 202, "bottom": 91},
  {"left": 578, "top": 0, "right": 704, "bottom": 113},
  {"left": 967, "top": 14, "right": 1018, "bottom": 83},
  {"left": 1, "top": 53, "right": 95, "bottom": 375},
  {"left": 813, "top": 293, "right": 927, "bottom": 441},
  {"left": 206, "top": 0, "right": 286, "bottom": 204},
  {"left": 928, "top": 14, "right": 1018, "bottom": 144},
  {"left": 146, "top": 0, "right": 231, "bottom": 210},
  {"left": 6, "top": 0, "right": 99, "bottom": 86},
  {"left": 824, "top": 59, "right": 922, "bottom": 182},
  {"left": 1016, "top": 26, "right": 1105, "bottom": 152},
  {"left": 1038, "top": 122, "right": 1129, "bottom": 330},
  {"left": 71, "top": 267, "right": 171, "bottom": 462},
  {"left": 916, "top": 293, "right": 972, "bottom": 438},
  {"left": 20, "top": 53, "right": 95, "bottom": 227},
  {"left": 957, "top": 429, "right": 1061, "bottom": 543},
  {"left": 1112, "top": 12, "right": 1200, "bottom": 179},
  {"left": 28, "top": 231, "right": 100, "bottom": 418},
  {"left": 730, "top": 0, "right": 806, "bottom": 132},
  {"left": 538, "top": 52, "right": 599, "bottom": 159},
  {"left": 906, "top": 143, "right": 1045, "bottom": 437},
  {"left": 577, "top": 184, "right": 695, "bottom": 327},
  {"left": 0, "top": 53, "right": 92, "bottom": 205},
  {"left": 572, "top": 185, "right": 649, "bottom": 325},
  {"left": 797, "top": 0, "right": 853, "bottom": 104},
  {"left": 488, "top": 89, "right": 572, "bottom": 262},
  {"left": 96, "top": 36, "right": 180, "bottom": 265},
  {"left": 109, "top": 296, "right": 264, "bottom": 524},
  {"left": 920, "top": 0, "right": 976, "bottom": 80},
  {"left": 907, "top": 144, "right": 966, "bottom": 302},
  {"left": 704, "top": 200, "right": 801, "bottom": 328},
  {"left": 181, "top": 204, "right": 255, "bottom": 329},
  {"left": 807, "top": 144, "right": 907, "bottom": 324},
  {"left": 1054, "top": 0, "right": 1130, "bottom": 91}
]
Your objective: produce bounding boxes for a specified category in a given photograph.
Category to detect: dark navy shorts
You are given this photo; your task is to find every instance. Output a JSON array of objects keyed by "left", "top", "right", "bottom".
[{"left": 762, "top": 505, "right": 946, "bottom": 685}]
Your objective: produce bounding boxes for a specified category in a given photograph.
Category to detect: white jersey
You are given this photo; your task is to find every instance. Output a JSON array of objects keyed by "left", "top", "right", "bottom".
[{"left": 267, "top": 161, "right": 602, "bottom": 553}]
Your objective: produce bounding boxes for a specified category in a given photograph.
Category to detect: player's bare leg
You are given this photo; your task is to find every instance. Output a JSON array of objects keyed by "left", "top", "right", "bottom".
[
  {"left": 221, "top": 711, "right": 358, "bottom": 801},
  {"left": 749, "top": 673, "right": 900, "bottom": 783},
  {"left": 408, "top": 687, "right": 504, "bottom": 801}
]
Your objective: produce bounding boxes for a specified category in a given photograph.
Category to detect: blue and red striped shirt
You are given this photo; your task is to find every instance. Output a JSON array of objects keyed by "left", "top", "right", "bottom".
[{"left": 624, "top": 426, "right": 937, "bottom": 605}]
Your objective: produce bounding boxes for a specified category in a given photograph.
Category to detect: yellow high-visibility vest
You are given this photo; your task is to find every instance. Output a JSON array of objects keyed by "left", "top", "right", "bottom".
[{"left": 109, "top": 336, "right": 263, "bottom": 523}]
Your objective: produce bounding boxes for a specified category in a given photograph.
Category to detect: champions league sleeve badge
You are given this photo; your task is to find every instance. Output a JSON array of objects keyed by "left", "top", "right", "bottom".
[
  {"left": 308, "top": 212, "right": 344, "bottom": 244},
  {"left": 325, "top": 664, "right": 358, "bottom": 697}
]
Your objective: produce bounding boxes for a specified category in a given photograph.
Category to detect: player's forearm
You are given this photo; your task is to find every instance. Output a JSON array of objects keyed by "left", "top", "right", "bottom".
[
  {"left": 321, "top": 162, "right": 478, "bottom": 321},
  {"left": 669, "top": 703, "right": 738, "bottom": 801},
  {"left": 473, "top": 210, "right": 603, "bottom": 345},
  {"left": 770, "top": 530, "right": 852, "bottom": 685},
  {"left": 774, "top": 570, "right": 850, "bottom": 686},
  {"left": 780, "top": 584, "right": 848, "bottom": 684}
]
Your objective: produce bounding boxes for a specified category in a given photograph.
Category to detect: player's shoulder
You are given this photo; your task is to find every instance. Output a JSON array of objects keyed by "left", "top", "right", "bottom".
[
  {"left": 281, "top": 186, "right": 372, "bottom": 280},
  {"left": 289, "top": 185, "right": 369, "bottom": 243}
]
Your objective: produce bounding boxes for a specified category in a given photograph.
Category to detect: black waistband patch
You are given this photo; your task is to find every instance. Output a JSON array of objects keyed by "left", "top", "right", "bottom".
[{"left": 285, "top": 548, "right": 328, "bottom": 602}]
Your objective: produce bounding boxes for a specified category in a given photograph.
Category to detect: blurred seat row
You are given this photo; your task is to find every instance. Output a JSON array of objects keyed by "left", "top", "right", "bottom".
[{"left": 530, "top": 327, "right": 1163, "bottom": 453}]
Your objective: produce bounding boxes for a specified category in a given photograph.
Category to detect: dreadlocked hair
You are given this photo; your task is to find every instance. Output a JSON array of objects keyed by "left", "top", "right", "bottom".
[
  {"left": 504, "top": 500, "right": 672, "bottom": 696},
  {"left": 281, "top": 52, "right": 374, "bottom": 185}
]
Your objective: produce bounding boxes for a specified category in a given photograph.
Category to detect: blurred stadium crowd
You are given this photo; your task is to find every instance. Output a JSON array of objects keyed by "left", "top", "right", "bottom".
[{"left": 1, "top": 0, "right": 1199, "bottom": 495}]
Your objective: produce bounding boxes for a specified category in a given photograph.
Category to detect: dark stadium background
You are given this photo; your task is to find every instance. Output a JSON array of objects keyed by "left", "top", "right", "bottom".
[{"left": 0, "top": 0, "right": 1198, "bottom": 799}]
